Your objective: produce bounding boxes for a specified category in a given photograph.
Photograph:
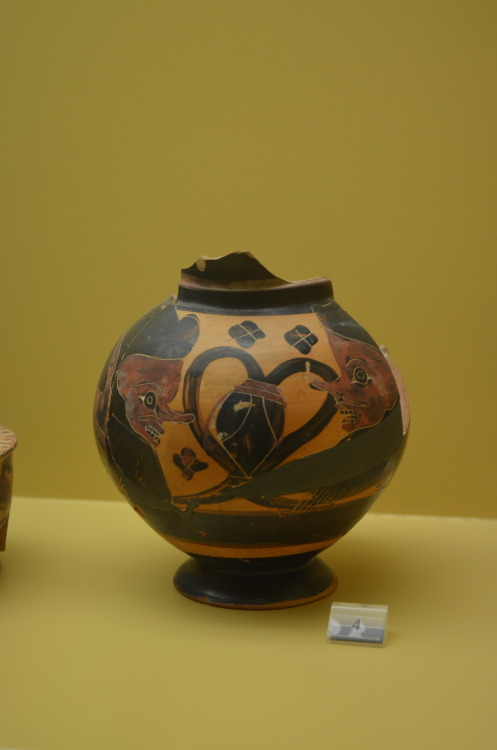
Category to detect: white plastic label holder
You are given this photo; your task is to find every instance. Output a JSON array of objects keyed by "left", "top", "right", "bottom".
[{"left": 327, "top": 602, "right": 388, "bottom": 646}]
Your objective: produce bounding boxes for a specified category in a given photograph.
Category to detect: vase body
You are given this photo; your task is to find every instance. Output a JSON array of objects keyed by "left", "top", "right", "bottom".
[
  {"left": 0, "top": 427, "right": 17, "bottom": 551},
  {"left": 94, "top": 253, "right": 409, "bottom": 608}
]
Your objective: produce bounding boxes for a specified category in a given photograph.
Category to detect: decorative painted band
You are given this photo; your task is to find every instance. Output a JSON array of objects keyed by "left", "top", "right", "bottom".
[{"left": 158, "top": 533, "right": 342, "bottom": 558}]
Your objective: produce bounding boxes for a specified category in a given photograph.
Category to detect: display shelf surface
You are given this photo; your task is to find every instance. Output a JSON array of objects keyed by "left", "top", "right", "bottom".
[{"left": 1, "top": 497, "right": 496, "bottom": 750}]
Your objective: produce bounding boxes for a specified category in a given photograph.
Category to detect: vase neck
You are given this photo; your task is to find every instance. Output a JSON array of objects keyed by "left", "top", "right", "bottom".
[{"left": 176, "top": 252, "right": 333, "bottom": 315}]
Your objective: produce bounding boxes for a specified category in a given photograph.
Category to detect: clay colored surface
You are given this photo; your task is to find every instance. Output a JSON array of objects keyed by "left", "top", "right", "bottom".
[{"left": 1, "top": 497, "right": 496, "bottom": 750}]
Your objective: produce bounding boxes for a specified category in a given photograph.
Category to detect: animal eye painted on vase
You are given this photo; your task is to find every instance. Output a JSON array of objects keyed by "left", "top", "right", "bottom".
[
  {"left": 312, "top": 328, "right": 398, "bottom": 435},
  {"left": 115, "top": 308, "right": 200, "bottom": 448},
  {"left": 117, "top": 355, "right": 195, "bottom": 447}
]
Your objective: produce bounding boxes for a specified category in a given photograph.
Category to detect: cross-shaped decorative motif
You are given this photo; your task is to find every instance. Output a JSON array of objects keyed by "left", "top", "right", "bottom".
[
  {"left": 228, "top": 320, "right": 266, "bottom": 349},
  {"left": 284, "top": 325, "right": 318, "bottom": 354}
]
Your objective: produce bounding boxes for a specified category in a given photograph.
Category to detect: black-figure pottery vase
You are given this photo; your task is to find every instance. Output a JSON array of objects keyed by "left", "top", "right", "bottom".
[{"left": 94, "top": 253, "right": 409, "bottom": 608}]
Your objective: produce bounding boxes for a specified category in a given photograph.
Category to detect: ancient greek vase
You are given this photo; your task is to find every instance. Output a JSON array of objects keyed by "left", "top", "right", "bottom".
[
  {"left": 94, "top": 253, "right": 409, "bottom": 608},
  {"left": 0, "top": 427, "right": 17, "bottom": 551}
]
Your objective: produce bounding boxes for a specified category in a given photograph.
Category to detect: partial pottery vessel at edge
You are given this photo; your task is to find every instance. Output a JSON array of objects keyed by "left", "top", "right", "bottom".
[
  {"left": 94, "top": 253, "right": 409, "bottom": 609},
  {"left": 0, "top": 426, "right": 17, "bottom": 551}
]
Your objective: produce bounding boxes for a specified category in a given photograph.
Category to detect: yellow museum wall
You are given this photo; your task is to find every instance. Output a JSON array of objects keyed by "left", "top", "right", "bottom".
[{"left": 1, "top": 1, "right": 496, "bottom": 517}]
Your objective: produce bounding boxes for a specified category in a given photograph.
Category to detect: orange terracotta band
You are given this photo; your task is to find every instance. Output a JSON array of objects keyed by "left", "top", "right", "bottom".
[{"left": 159, "top": 533, "right": 341, "bottom": 558}]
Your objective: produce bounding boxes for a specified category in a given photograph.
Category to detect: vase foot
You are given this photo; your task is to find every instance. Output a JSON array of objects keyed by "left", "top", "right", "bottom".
[{"left": 173, "top": 556, "right": 337, "bottom": 609}]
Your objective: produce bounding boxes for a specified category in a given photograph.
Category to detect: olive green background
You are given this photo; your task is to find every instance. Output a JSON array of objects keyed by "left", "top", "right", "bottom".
[{"left": 1, "top": 1, "right": 496, "bottom": 517}]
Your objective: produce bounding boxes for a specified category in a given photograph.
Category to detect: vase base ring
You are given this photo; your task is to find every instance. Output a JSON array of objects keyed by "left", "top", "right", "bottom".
[{"left": 173, "top": 557, "right": 337, "bottom": 610}]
